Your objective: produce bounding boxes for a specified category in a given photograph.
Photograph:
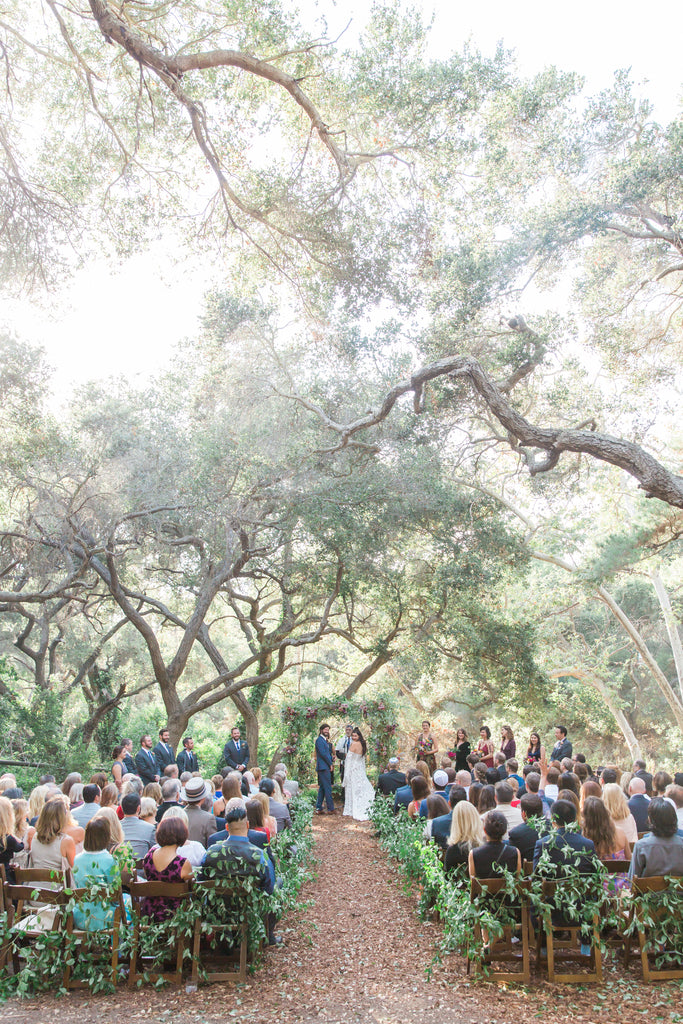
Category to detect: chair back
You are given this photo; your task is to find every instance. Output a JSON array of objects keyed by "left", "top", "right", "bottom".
[{"left": 601, "top": 859, "right": 630, "bottom": 874}]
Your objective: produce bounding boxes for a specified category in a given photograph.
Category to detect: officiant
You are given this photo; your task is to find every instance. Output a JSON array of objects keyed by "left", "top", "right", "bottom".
[{"left": 335, "top": 724, "right": 353, "bottom": 783}]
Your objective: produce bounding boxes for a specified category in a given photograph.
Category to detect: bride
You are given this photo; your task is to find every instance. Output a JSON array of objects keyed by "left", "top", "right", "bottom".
[{"left": 342, "top": 727, "right": 376, "bottom": 821}]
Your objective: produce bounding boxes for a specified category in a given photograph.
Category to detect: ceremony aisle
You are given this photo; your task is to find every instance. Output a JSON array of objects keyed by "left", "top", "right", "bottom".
[{"left": 3, "top": 813, "right": 680, "bottom": 1024}]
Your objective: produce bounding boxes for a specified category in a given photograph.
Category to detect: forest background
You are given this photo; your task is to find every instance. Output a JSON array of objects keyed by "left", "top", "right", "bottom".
[{"left": 1, "top": 0, "right": 683, "bottom": 785}]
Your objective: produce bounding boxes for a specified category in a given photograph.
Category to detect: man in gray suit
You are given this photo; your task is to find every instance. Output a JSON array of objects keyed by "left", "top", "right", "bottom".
[
  {"left": 71, "top": 784, "right": 101, "bottom": 827},
  {"left": 120, "top": 793, "right": 157, "bottom": 857}
]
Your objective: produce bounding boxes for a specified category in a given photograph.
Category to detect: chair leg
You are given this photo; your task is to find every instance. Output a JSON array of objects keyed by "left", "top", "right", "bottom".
[
  {"left": 128, "top": 919, "right": 139, "bottom": 989},
  {"left": 545, "top": 915, "right": 555, "bottom": 983},
  {"left": 239, "top": 920, "right": 248, "bottom": 982},
  {"left": 190, "top": 920, "right": 200, "bottom": 987}
]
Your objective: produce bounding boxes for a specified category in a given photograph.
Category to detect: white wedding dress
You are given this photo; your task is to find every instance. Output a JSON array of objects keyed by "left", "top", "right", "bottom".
[{"left": 342, "top": 751, "right": 376, "bottom": 821}]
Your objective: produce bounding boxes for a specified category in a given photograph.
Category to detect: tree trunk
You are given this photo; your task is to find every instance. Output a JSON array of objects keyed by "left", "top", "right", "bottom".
[{"left": 649, "top": 571, "right": 683, "bottom": 704}]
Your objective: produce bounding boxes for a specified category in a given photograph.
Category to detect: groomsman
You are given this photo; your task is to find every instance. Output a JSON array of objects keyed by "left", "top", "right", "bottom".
[
  {"left": 153, "top": 727, "right": 176, "bottom": 774},
  {"left": 121, "top": 738, "right": 136, "bottom": 775},
  {"left": 135, "top": 734, "right": 160, "bottom": 785},
  {"left": 315, "top": 723, "right": 335, "bottom": 815},
  {"left": 335, "top": 725, "right": 353, "bottom": 783},
  {"left": 223, "top": 726, "right": 250, "bottom": 771},
  {"left": 177, "top": 736, "right": 199, "bottom": 774}
]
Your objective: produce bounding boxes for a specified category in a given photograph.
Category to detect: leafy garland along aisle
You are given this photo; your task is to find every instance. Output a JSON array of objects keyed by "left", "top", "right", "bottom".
[
  {"left": 0, "top": 800, "right": 314, "bottom": 998},
  {"left": 368, "top": 797, "right": 683, "bottom": 979}
]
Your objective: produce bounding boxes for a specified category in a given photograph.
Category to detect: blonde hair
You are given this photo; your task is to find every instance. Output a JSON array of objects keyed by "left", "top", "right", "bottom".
[
  {"left": 36, "top": 799, "right": 69, "bottom": 844},
  {"left": 11, "top": 798, "right": 29, "bottom": 838},
  {"left": 602, "top": 782, "right": 630, "bottom": 822},
  {"left": 415, "top": 761, "right": 432, "bottom": 789},
  {"left": 254, "top": 791, "right": 270, "bottom": 820},
  {"left": 251, "top": 767, "right": 262, "bottom": 784},
  {"left": 270, "top": 779, "right": 285, "bottom": 803},
  {"left": 93, "top": 806, "right": 124, "bottom": 848},
  {"left": 139, "top": 797, "right": 157, "bottom": 820},
  {"left": 143, "top": 782, "right": 162, "bottom": 805},
  {"left": 448, "top": 801, "right": 484, "bottom": 849},
  {"left": 0, "top": 795, "right": 15, "bottom": 845},
  {"left": 28, "top": 785, "right": 49, "bottom": 822}
]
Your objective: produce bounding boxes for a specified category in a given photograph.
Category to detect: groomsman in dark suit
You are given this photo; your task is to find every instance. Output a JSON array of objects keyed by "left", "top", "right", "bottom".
[
  {"left": 121, "top": 738, "right": 136, "bottom": 775},
  {"left": 135, "top": 734, "right": 160, "bottom": 785},
  {"left": 176, "top": 736, "right": 199, "bottom": 774},
  {"left": 153, "top": 728, "right": 176, "bottom": 775},
  {"left": 315, "top": 723, "right": 335, "bottom": 815},
  {"left": 223, "top": 727, "right": 250, "bottom": 771}
]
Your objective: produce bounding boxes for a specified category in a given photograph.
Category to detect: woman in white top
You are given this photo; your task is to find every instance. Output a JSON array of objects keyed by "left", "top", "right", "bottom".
[
  {"left": 602, "top": 782, "right": 639, "bottom": 845},
  {"left": 161, "top": 806, "right": 206, "bottom": 866}
]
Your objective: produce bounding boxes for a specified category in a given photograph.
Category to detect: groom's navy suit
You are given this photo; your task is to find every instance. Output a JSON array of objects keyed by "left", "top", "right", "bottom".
[{"left": 315, "top": 733, "right": 335, "bottom": 812}]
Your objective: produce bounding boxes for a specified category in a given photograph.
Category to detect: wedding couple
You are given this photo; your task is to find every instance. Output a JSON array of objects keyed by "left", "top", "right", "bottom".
[{"left": 315, "top": 723, "right": 376, "bottom": 821}]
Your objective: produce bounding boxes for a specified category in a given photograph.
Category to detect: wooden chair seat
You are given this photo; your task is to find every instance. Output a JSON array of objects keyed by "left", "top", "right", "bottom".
[
  {"left": 62, "top": 884, "right": 128, "bottom": 990},
  {"left": 466, "top": 876, "right": 530, "bottom": 985},
  {"left": 625, "top": 875, "right": 683, "bottom": 982},
  {"left": 4, "top": 869, "right": 71, "bottom": 984},
  {"left": 190, "top": 878, "right": 252, "bottom": 986}
]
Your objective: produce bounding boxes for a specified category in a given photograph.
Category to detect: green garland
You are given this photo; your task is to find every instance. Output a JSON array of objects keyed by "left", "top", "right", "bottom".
[{"left": 279, "top": 693, "right": 399, "bottom": 781}]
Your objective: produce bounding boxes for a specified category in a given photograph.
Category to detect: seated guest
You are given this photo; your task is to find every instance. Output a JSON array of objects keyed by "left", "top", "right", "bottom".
[
  {"left": 508, "top": 794, "right": 549, "bottom": 865},
  {"left": 253, "top": 791, "right": 277, "bottom": 840},
  {"left": 431, "top": 770, "right": 449, "bottom": 798},
  {"left": 423, "top": 793, "right": 450, "bottom": 841},
  {"left": 469, "top": 811, "right": 521, "bottom": 878},
  {"left": 431, "top": 786, "right": 468, "bottom": 850},
  {"left": 100, "top": 783, "right": 119, "bottom": 810},
  {"left": 653, "top": 770, "right": 673, "bottom": 797},
  {"left": 468, "top": 782, "right": 484, "bottom": 811},
  {"left": 493, "top": 751, "right": 507, "bottom": 781},
  {"left": 557, "top": 788, "right": 581, "bottom": 824},
  {"left": 454, "top": 770, "right": 472, "bottom": 796},
  {"left": 0, "top": 795, "right": 24, "bottom": 883},
  {"left": 143, "top": 782, "right": 163, "bottom": 807},
  {"left": 582, "top": 796, "right": 631, "bottom": 861},
  {"left": 543, "top": 767, "right": 560, "bottom": 803},
  {"left": 629, "top": 798, "right": 683, "bottom": 880},
  {"left": 156, "top": 778, "right": 183, "bottom": 822},
  {"left": 494, "top": 781, "right": 523, "bottom": 836},
  {"left": 274, "top": 764, "right": 299, "bottom": 799},
  {"left": 182, "top": 777, "right": 221, "bottom": 847},
  {"left": 199, "top": 803, "right": 280, "bottom": 945},
  {"left": 139, "top": 796, "right": 158, "bottom": 825},
  {"left": 142, "top": 816, "right": 193, "bottom": 920},
  {"left": 505, "top": 759, "right": 524, "bottom": 793},
  {"left": 28, "top": 799, "right": 76, "bottom": 873},
  {"left": 444, "top": 801, "right": 484, "bottom": 873},
  {"left": 522, "top": 772, "right": 551, "bottom": 817},
  {"left": 273, "top": 773, "right": 291, "bottom": 803},
  {"left": 665, "top": 785, "right": 683, "bottom": 830},
  {"left": 92, "top": 807, "right": 126, "bottom": 854},
  {"left": 393, "top": 768, "right": 421, "bottom": 814},
  {"left": 632, "top": 759, "right": 653, "bottom": 795},
  {"left": 533, "top": 799, "right": 596, "bottom": 875},
  {"left": 600, "top": 767, "right": 619, "bottom": 787},
  {"left": 580, "top": 779, "right": 603, "bottom": 814},
  {"left": 602, "top": 783, "right": 639, "bottom": 845},
  {"left": 628, "top": 778, "right": 651, "bottom": 832},
  {"left": 71, "top": 784, "right": 102, "bottom": 828},
  {"left": 559, "top": 772, "right": 581, "bottom": 799},
  {"left": 407, "top": 775, "right": 430, "bottom": 819},
  {"left": 120, "top": 793, "right": 157, "bottom": 858},
  {"left": 28, "top": 785, "right": 49, "bottom": 827},
  {"left": 477, "top": 785, "right": 496, "bottom": 822},
  {"left": 73, "top": 818, "right": 131, "bottom": 930},
  {"left": 259, "top": 778, "right": 291, "bottom": 832},
  {"left": 61, "top": 772, "right": 82, "bottom": 803},
  {"left": 160, "top": 806, "right": 206, "bottom": 867},
  {"left": 377, "top": 757, "right": 407, "bottom": 796},
  {"left": 270, "top": 777, "right": 288, "bottom": 806},
  {"left": 472, "top": 763, "right": 488, "bottom": 786},
  {"left": 242, "top": 770, "right": 259, "bottom": 795}
]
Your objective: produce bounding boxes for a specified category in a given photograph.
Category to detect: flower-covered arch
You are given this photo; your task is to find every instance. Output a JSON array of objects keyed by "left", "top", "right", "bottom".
[{"left": 279, "top": 693, "right": 399, "bottom": 782}]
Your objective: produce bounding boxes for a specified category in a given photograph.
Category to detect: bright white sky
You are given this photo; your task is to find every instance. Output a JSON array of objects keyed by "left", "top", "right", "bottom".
[{"left": 4, "top": 0, "right": 683, "bottom": 394}]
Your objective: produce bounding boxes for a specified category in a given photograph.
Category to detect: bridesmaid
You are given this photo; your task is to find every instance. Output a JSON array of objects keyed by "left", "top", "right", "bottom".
[
  {"left": 415, "top": 720, "right": 437, "bottom": 775},
  {"left": 525, "top": 731, "right": 544, "bottom": 765},
  {"left": 453, "top": 728, "right": 471, "bottom": 772},
  {"left": 500, "top": 725, "right": 516, "bottom": 761},
  {"left": 475, "top": 726, "right": 495, "bottom": 768}
]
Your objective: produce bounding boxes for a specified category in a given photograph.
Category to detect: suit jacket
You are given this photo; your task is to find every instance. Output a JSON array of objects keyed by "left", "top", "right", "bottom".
[
  {"left": 430, "top": 810, "right": 454, "bottom": 850},
  {"left": 628, "top": 793, "right": 651, "bottom": 832},
  {"left": 122, "top": 753, "right": 136, "bottom": 775},
  {"left": 533, "top": 828, "right": 596, "bottom": 874},
  {"left": 508, "top": 821, "right": 549, "bottom": 864},
  {"left": 269, "top": 798, "right": 292, "bottom": 832},
  {"left": 185, "top": 804, "right": 220, "bottom": 848},
  {"left": 153, "top": 740, "right": 176, "bottom": 773},
  {"left": 199, "top": 835, "right": 273, "bottom": 894},
  {"left": 176, "top": 748, "right": 199, "bottom": 774},
  {"left": 634, "top": 769, "right": 653, "bottom": 795},
  {"left": 134, "top": 747, "right": 159, "bottom": 785},
  {"left": 208, "top": 827, "right": 270, "bottom": 853},
  {"left": 550, "top": 738, "right": 573, "bottom": 761},
  {"left": 223, "top": 738, "right": 250, "bottom": 770},
  {"left": 377, "top": 769, "right": 407, "bottom": 796},
  {"left": 315, "top": 735, "right": 334, "bottom": 772},
  {"left": 393, "top": 784, "right": 413, "bottom": 814}
]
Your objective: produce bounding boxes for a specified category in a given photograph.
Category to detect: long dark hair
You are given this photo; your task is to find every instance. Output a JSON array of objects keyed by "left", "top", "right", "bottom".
[{"left": 352, "top": 727, "right": 367, "bottom": 756}]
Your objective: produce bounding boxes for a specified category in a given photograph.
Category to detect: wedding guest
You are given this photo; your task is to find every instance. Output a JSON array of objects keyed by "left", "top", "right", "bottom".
[
  {"left": 508, "top": 794, "right": 549, "bottom": 864},
  {"left": 628, "top": 778, "right": 651, "bottom": 832},
  {"left": 478, "top": 785, "right": 496, "bottom": 821},
  {"left": 120, "top": 793, "right": 157, "bottom": 858},
  {"left": 393, "top": 768, "right": 422, "bottom": 814},
  {"left": 143, "top": 782, "right": 163, "bottom": 806},
  {"left": 377, "top": 757, "right": 407, "bottom": 796},
  {"left": 533, "top": 800, "right": 595, "bottom": 874},
  {"left": 28, "top": 785, "right": 49, "bottom": 826},
  {"left": 653, "top": 770, "right": 673, "bottom": 797},
  {"left": 453, "top": 729, "right": 471, "bottom": 772},
  {"left": 582, "top": 796, "right": 631, "bottom": 864},
  {"left": 632, "top": 759, "right": 653, "bottom": 795},
  {"left": 46, "top": 793, "right": 84, "bottom": 850},
  {"left": 183, "top": 777, "right": 220, "bottom": 846},
  {"left": 100, "top": 783, "right": 119, "bottom": 809},
  {"left": 68, "top": 783, "right": 84, "bottom": 809},
  {"left": 580, "top": 779, "right": 603, "bottom": 814},
  {"left": 12, "top": 798, "right": 32, "bottom": 850},
  {"left": 61, "top": 772, "right": 82, "bottom": 802},
  {"left": 557, "top": 789, "right": 581, "bottom": 825},
  {"left": 468, "top": 782, "right": 484, "bottom": 811},
  {"left": 431, "top": 785, "right": 467, "bottom": 850},
  {"left": 494, "top": 781, "right": 523, "bottom": 836},
  {"left": 142, "top": 817, "right": 193, "bottom": 920},
  {"left": 492, "top": 752, "right": 507, "bottom": 781},
  {"left": 423, "top": 794, "right": 450, "bottom": 840},
  {"left": 0, "top": 795, "right": 24, "bottom": 883},
  {"left": 444, "top": 801, "right": 484, "bottom": 872},
  {"left": 469, "top": 810, "right": 521, "bottom": 877},
  {"left": 253, "top": 791, "right": 277, "bottom": 840},
  {"left": 259, "top": 778, "right": 291, "bottom": 832},
  {"left": 139, "top": 797, "right": 158, "bottom": 825},
  {"left": 72, "top": 818, "right": 131, "bottom": 930},
  {"left": 93, "top": 806, "right": 126, "bottom": 854},
  {"left": 407, "top": 775, "right": 430, "bottom": 819},
  {"left": 628, "top": 798, "right": 683, "bottom": 880},
  {"left": 156, "top": 779, "right": 183, "bottom": 822},
  {"left": 28, "top": 799, "right": 76, "bottom": 872},
  {"left": 161, "top": 806, "right": 206, "bottom": 867},
  {"left": 665, "top": 785, "right": 683, "bottom": 830},
  {"left": 602, "top": 783, "right": 639, "bottom": 845},
  {"left": 414, "top": 761, "right": 432, "bottom": 789}
]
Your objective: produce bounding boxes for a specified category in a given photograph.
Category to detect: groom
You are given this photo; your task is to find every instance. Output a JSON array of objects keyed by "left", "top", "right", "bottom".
[{"left": 315, "top": 723, "right": 336, "bottom": 816}]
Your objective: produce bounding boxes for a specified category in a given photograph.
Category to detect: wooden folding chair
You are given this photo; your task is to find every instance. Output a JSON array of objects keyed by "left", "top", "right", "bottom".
[
  {"left": 466, "top": 877, "right": 531, "bottom": 984},
  {"left": 61, "top": 883, "right": 128, "bottom": 990},
  {"left": 599, "top": 860, "right": 631, "bottom": 958},
  {"left": 536, "top": 878, "right": 603, "bottom": 983},
  {"left": 190, "top": 877, "right": 251, "bottom": 986},
  {"left": 626, "top": 876, "right": 683, "bottom": 982},
  {"left": 127, "top": 880, "right": 192, "bottom": 988},
  {"left": 4, "top": 869, "right": 70, "bottom": 983}
]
